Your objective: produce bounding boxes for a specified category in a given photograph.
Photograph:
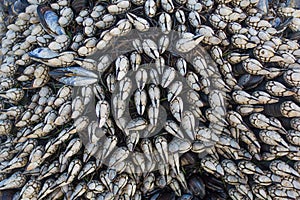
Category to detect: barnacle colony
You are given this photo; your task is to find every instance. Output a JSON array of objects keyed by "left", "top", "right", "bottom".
[{"left": 0, "top": 0, "right": 300, "bottom": 199}]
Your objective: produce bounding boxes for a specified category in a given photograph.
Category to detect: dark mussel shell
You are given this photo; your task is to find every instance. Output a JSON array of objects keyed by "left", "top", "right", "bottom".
[
  {"left": 71, "top": 0, "right": 93, "bottom": 14},
  {"left": 275, "top": 17, "right": 293, "bottom": 32},
  {"left": 49, "top": 66, "right": 98, "bottom": 86},
  {"left": 180, "top": 152, "right": 199, "bottom": 166},
  {"left": 202, "top": 173, "right": 225, "bottom": 193},
  {"left": 187, "top": 175, "right": 206, "bottom": 198},
  {"left": 289, "top": 31, "right": 300, "bottom": 40},
  {"left": 257, "top": 0, "right": 269, "bottom": 14},
  {"left": 177, "top": 194, "right": 193, "bottom": 200},
  {"left": 279, "top": 117, "right": 292, "bottom": 129},
  {"left": 37, "top": 5, "right": 66, "bottom": 36},
  {"left": 177, "top": 194, "right": 203, "bottom": 200},
  {"left": 49, "top": 66, "right": 98, "bottom": 79},
  {"left": 270, "top": 17, "right": 282, "bottom": 28},
  {"left": 28, "top": 48, "right": 59, "bottom": 60},
  {"left": 238, "top": 74, "right": 264, "bottom": 90},
  {"left": 232, "top": 63, "right": 247, "bottom": 75},
  {"left": 263, "top": 102, "right": 282, "bottom": 117},
  {"left": 202, "top": 173, "right": 228, "bottom": 199},
  {"left": 0, "top": 190, "right": 15, "bottom": 200},
  {"left": 148, "top": 189, "right": 176, "bottom": 200},
  {"left": 12, "top": 0, "right": 29, "bottom": 15},
  {"left": 203, "top": 192, "right": 228, "bottom": 200}
]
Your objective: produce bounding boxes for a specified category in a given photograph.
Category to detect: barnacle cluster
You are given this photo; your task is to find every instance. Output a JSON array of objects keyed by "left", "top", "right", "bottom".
[{"left": 0, "top": 0, "right": 300, "bottom": 199}]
